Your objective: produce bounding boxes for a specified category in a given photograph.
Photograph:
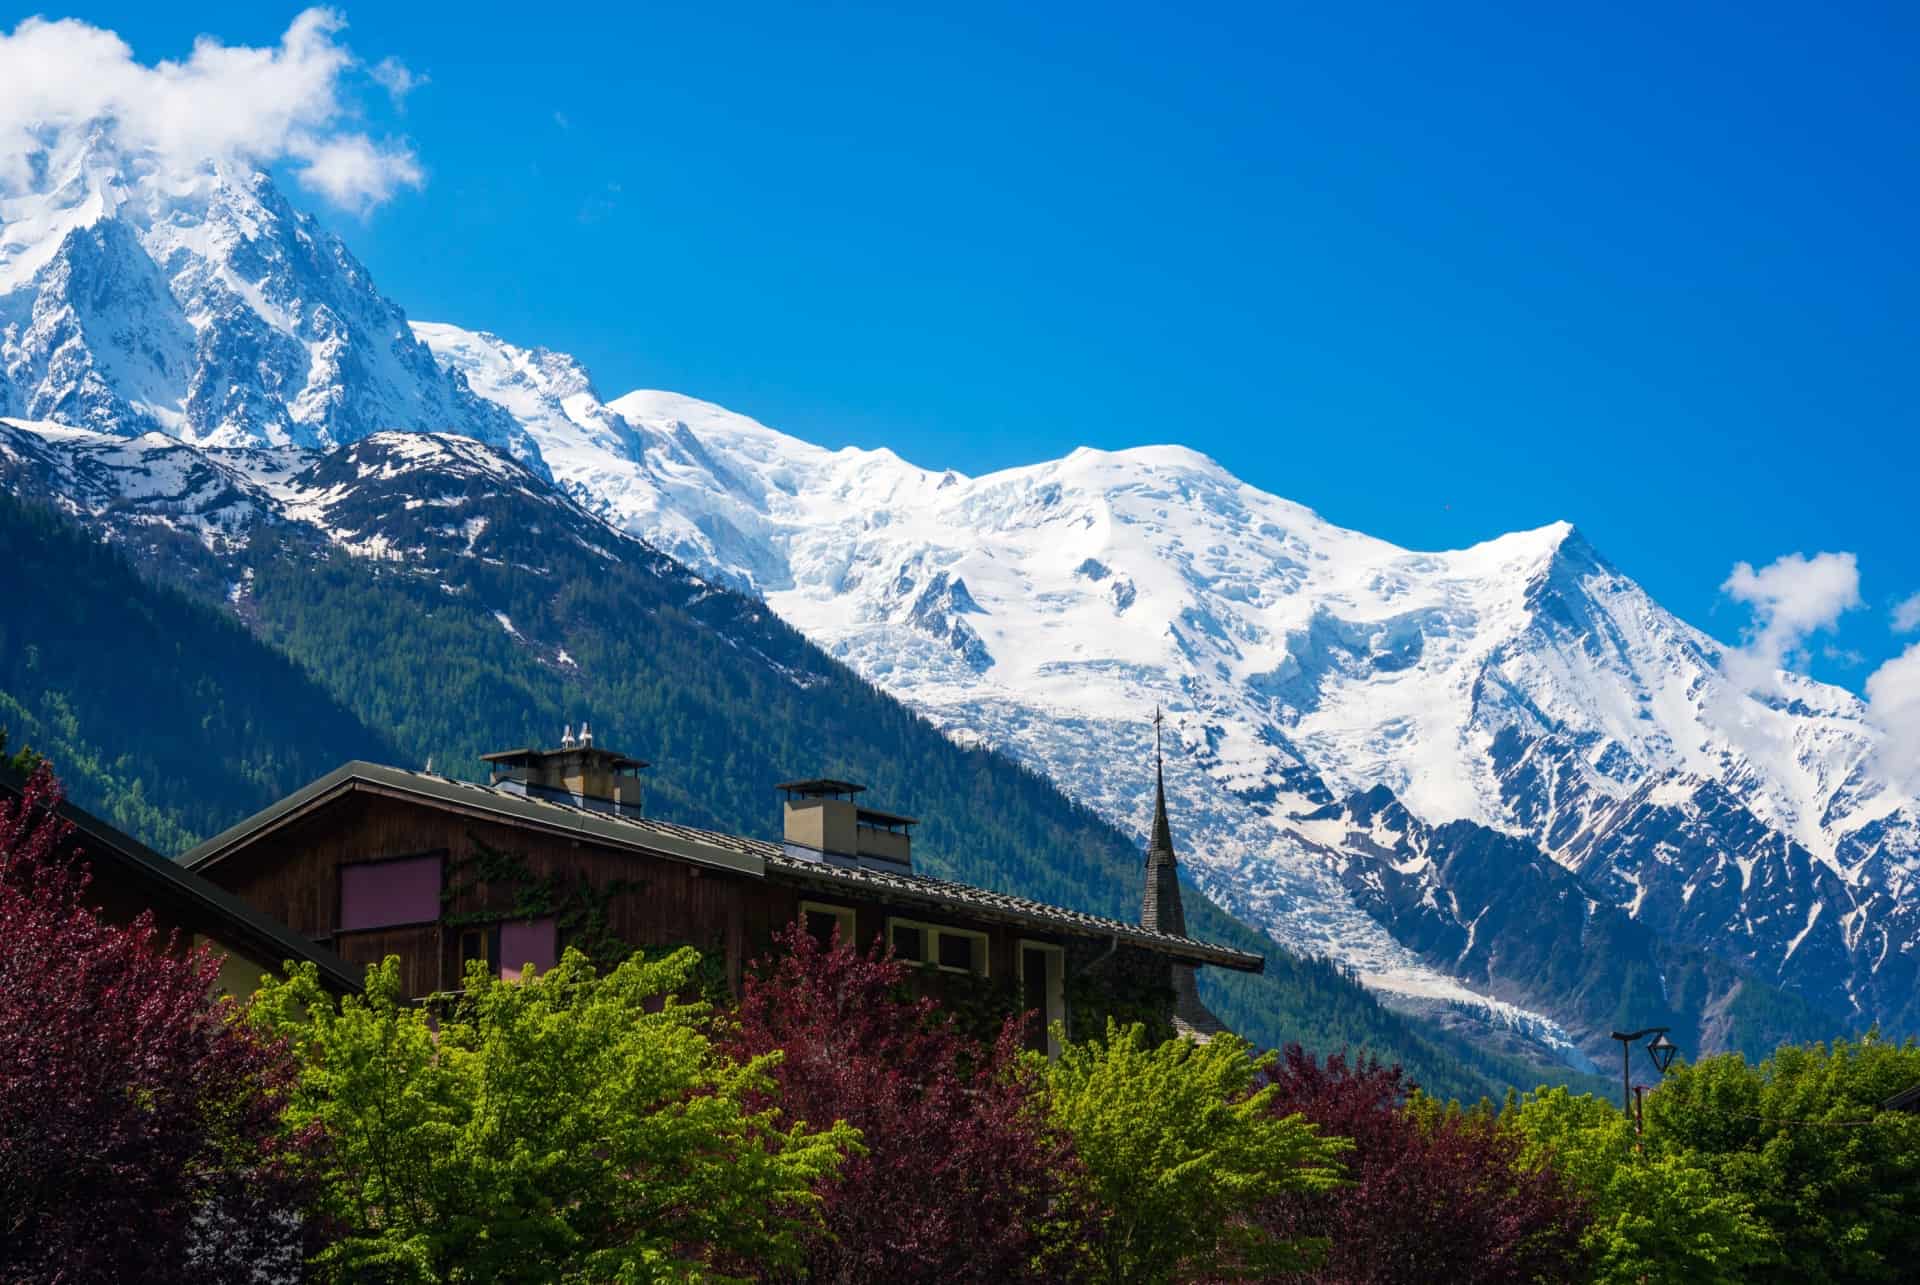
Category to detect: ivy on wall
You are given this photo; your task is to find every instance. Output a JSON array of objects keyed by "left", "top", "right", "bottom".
[
  {"left": 1064, "top": 940, "right": 1175, "bottom": 1045},
  {"left": 888, "top": 938, "right": 1179, "bottom": 1048},
  {"left": 442, "top": 833, "right": 728, "bottom": 1001}
]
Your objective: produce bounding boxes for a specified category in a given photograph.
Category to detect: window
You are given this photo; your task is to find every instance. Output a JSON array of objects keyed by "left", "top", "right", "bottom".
[
  {"left": 938, "top": 932, "right": 976, "bottom": 971},
  {"left": 499, "top": 918, "right": 558, "bottom": 982},
  {"left": 800, "top": 901, "right": 857, "bottom": 950},
  {"left": 458, "top": 927, "right": 493, "bottom": 976},
  {"left": 1018, "top": 941, "right": 1067, "bottom": 1057},
  {"left": 338, "top": 854, "right": 443, "bottom": 932},
  {"left": 886, "top": 918, "right": 988, "bottom": 977}
]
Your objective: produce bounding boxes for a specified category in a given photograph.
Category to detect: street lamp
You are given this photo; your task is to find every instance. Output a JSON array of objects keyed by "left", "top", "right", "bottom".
[
  {"left": 1609, "top": 1027, "right": 1679, "bottom": 1130},
  {"left": 1646, "top": 1031, "right": 1679, "bottom": 1074}
]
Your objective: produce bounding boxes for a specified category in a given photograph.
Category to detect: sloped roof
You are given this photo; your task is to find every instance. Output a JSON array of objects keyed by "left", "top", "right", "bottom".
[
  {"left": 762, "top": 848, "right": 1260, "bottom": 969},
  {"left": 182, "top": 761, "right": 1263, "bottom": 972},
  {"left": 186, "top": 761, "right": 766, "bottom": 878},
  {"left": 2, "top": 769, "right": 361, "bottom": 993}
]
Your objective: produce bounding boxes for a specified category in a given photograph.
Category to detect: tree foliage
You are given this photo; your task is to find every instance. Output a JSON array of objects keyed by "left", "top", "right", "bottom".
[
  {"left": 1642, "top": 1037, "right": 1920, "bottom": 1284},
  {"left": 1250, "top": 1048, "right": 1587, "bottom": 1283},
  {"left": 0, "top": 490, "right": 392, "bottom": 853},
  {"left": 0, "top": 761, "right": 309, "bottom": 1283},
  {"left": 3, "top": 482, "right": 1563, "bottom": 1101},
  {"left": 251, "top": 947, "right": 856, "bottom": 1284},
  {"left": 727, "top": 923, "right": 1088, "bottom": 1282},
  {"left": 1044, "top": 1023, "right": 1348, "bottom": 1284},
  {"left": 1508, "top": 1086, "right": 1766, "bottom": 1283}
]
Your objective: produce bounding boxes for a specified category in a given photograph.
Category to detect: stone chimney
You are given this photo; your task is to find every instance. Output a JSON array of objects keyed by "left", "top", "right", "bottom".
[
  {"left": 777, "top": 778, "right": 916, "bottom": 870},
  {"left": 482, "top": 730, "right": 647, "bottom": 817}
]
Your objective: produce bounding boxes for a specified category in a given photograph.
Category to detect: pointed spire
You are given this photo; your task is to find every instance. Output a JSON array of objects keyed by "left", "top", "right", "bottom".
[
  {"left": 1150, "top": 707, "right": 1174, "bottom": 855},
  {"left": 1141, "top": 705, "right": 1186, "bottom": 939},
  {"left": 1140, "top": 703, "right": 1228, "bottom": 1041}
]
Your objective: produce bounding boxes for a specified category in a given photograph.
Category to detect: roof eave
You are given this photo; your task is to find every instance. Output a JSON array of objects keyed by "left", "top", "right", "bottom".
[
  {"left": 179, "top": 762, "right": 1260, "bottom": 973},
  {"left": 2, "top": 770, "right": 362, "bottom": 994},
  {"left": 764, "top": 862, "right": 1263, "bottom": 971},
  {"left": 183, "top": 762, "right": 764, "bottom": 881}
]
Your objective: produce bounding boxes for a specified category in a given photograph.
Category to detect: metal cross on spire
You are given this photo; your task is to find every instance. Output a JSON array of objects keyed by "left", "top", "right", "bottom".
[{"left": 1153, "top": 704, "right": 1164, "bottom": 769}]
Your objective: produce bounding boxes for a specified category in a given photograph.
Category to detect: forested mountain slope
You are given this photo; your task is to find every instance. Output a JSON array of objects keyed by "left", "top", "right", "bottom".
[
  {"left": 0, "top": 488, "right": 390, "bottom": 852},
  {"left": 9, "top": 139, "right": 1886, "bottom": 1076},
  {"left": 0, "top": 452, "right": 1583, "bottom": 1100}
]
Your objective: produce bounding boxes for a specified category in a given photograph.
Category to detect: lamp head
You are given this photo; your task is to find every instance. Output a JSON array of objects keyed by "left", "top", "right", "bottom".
[{"left": 1646, "top": 1031, "right": 1679, "bottom": 1074}]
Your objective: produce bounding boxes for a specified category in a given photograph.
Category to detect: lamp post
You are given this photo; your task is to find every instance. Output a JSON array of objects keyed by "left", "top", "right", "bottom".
[{"left": 1609, "top": 1027, "right": 1679, "bottom": 1132}]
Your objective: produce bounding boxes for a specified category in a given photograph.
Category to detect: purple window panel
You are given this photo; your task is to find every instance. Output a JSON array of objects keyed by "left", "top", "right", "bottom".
[
  {"left": 338, "top": 857, "right": 442, "bottom": 932},
  {"left": 499, "top": 918, "right": 558, "bottom": 982}
]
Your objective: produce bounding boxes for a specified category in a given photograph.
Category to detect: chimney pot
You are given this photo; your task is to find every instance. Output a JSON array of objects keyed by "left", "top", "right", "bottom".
[{"left": 481, "top": 739, "right": 648, "bottom": 817}]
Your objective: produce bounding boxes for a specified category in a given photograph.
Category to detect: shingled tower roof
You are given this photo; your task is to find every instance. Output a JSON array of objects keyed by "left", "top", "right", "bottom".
[
  {"left": 1141, "top": 708, "right": 1228, "bottom": 1040},
  {"left": 1141, "top": 737, "right": 1186, "bottom": 937}
]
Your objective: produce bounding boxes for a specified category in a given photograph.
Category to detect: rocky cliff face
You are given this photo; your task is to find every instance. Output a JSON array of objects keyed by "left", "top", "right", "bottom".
[
  {"left": 0, "top": 131, "right": 538, "bottom": 465},
  {"left": 6, "top": 147, "right": 1916, "bottom": 1067}
]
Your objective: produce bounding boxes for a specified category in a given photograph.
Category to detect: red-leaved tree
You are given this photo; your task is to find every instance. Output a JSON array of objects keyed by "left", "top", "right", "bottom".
[
  {"left": 1251, "top": 1046, "right": 1588, "bottom": 1283},
  {"left": 725, "top": 922, "right": 1092, "bottom": 1283},
  {"left": 0, "top": 762, "right": 314, "bottom": 1283}
]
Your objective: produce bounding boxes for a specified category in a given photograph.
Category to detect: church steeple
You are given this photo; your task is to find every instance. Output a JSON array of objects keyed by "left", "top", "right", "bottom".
[
  {"left": 1139, "top": 707, "right": 1227, "bottom": 1041},
  {"left": 1141, "top": 707, "right": 1187, "bottom": 939}
]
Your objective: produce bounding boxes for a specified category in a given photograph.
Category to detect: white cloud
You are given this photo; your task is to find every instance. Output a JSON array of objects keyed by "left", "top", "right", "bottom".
[
  {"left": 291, "top": 133, "right": 424, "bottom": 211},
  {"left": 370, "top": 56, "right": 427, "bottom": 106},
  {"left": 0, "top": 9, "right": 423, "bottom": 210},
  {"left": 1867, "top": 642, "right": 1920, "bottom": 791},
  {"left": 1719, "top": 551, "right": 1862, "bottom": 692},
  {"left": 1892, "top": 592, "right": 1920, "bottom": 634}
]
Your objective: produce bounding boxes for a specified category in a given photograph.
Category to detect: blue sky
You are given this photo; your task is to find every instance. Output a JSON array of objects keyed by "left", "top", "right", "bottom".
[{"left": 65, "top": 1, "right": 1920, "bottom": 690}]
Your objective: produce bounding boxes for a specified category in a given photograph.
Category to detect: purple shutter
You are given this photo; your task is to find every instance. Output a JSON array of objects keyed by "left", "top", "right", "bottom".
[
  {"left": 338, "top": 857, "right": 442, "bottom": 931},
  {"left": 499, "top": 918, "right": 558, "bottom": 981}
]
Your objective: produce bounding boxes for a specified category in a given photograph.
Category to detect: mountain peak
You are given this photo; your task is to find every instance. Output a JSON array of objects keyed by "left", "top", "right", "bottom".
[
  {"left": 1062, "top": 441, "right": 1226, "bottom": 477},
  {"left": 10, "top": 151, "right": 1920, "bottom": 1062},
  {"left": 2, "top": 167, "right": 545, "bottom": 470}
]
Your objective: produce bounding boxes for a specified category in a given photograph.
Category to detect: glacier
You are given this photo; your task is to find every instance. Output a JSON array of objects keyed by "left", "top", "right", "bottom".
[{"left": 5, "top": 146, "right": 1918, "bottom": 1065}]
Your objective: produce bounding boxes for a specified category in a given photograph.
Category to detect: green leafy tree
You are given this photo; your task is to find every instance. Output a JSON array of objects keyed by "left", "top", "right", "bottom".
[
  {"left": 1042, "top": 1021, "right": 1348, "bottom": 1284},
  {"left": 0, "top": 728, "right": 42, "bottom": 775},
  {"left": 252, "top": 947, "right": 856, "bottom": 1284},
  {"left": 1644, "top": 1035, "right": 1920, "bottom": 1285},
  {"left": 7, "top": 482, "right": 1570, "bottom": 1102},
  {"left": 1509, "top": 1086, "right": 1769, "bottom": 1283}
]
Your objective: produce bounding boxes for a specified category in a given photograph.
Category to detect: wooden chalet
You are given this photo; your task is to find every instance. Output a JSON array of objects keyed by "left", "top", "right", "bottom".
[
  {"left": 1, "top": 768, "right": 360, "bottom": 997},
  {"left": 180, "top": 729, "right": 1262, "bottom": 1047}
]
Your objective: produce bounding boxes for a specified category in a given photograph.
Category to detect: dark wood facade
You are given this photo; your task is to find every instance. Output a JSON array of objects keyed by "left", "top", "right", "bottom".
[
  {"left": 184, "top": 762, "right": 1263, "bottom": 1044},
  {"left": 201, "top": 792, "right": 1078, "bottom": 1027}
]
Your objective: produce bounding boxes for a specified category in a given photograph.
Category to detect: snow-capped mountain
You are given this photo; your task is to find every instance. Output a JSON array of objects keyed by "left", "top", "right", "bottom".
[
  {"left": 400, "top": 324, "right": 1920, "bottom": 1050},
  {"left": 0, "top": 418, "right": 636, "bottom": 585},
  {"left": 5, "top": 151, "right": 1916, "bottom": 1063},
  {"left": 0, "top": 128, "right": 539, "bottom": 466}
]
